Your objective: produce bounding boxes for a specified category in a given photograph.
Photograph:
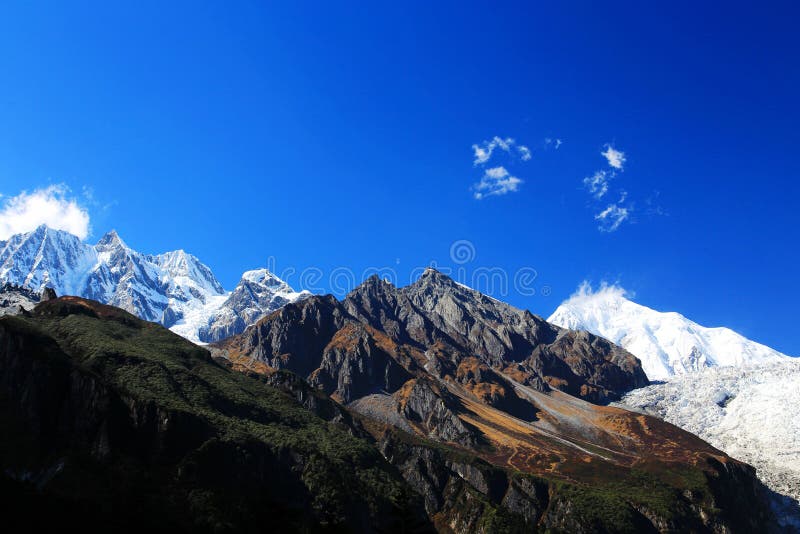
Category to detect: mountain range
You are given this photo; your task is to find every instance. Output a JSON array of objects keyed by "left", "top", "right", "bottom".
[
  {"left": 0, "top": 225, "right": 308, "bottom": 342},
  {"left": 2, "top": 290, "right": 780, "bottom": 532},
  {"left": 548, "top": 282, "right": 790, "bottom": 380},
  {"left": 0, "top": 225, "right": 794, "bottom": 531}
]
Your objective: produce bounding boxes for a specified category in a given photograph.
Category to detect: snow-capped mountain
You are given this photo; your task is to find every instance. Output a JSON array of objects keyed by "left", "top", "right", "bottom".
[
  {"left": 548, "top": 282, "right": 789, "bottom": 380},
  {"left": 198, "top": 268, "right": 310, "bottom": 342},
  {"left": 617, "top": 360, "right": 800, "bottom": 529},
  {"left": 0, "top": 225, "right": 308, "bottom": 342},
  {"left": 0, "top": 224, "right": 98, "bottom": 296}
]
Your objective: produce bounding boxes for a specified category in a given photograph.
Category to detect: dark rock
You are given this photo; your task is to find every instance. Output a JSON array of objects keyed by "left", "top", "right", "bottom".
[
  {"left": 40, "top": 287, "right": 57, "bottom": 301},
  {"left": 398, "top": 378, "right": 479, "bottom": 447},
  {"left": 218, "top": 269, "right": 648, "bottom": 405}
]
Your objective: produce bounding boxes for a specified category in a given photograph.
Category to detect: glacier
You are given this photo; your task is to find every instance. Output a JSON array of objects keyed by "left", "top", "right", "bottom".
[{"left": 617, "top": 360, "right": 800, "bottom": 529}]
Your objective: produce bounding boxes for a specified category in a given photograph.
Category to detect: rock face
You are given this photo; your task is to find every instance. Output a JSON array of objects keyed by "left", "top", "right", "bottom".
[
  {"left": 212, "top": 270, "right": 778, "bottom": 532},
  {"left": 0, "top": 283, "right": 50, "bottom": 316},
  {"left": 220, "top": 269, "right": 647, "bottom": 405},
  {"left": 0, "top": 295, "right": 780, "bottom": 532},
  {"left": 0, "top": 225, "right": 308, "bottom": 342}
]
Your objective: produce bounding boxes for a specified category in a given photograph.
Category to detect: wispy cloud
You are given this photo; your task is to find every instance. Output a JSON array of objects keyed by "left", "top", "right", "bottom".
[
  {"left": 544, "top": 137, "right": 563, "bottom": 150},
  {"left": 644, "top": 190, "right": 668, "bottom": 217},
  {"left": 473, "top": 166, "right": 522, "bottom": 200},
  {"left": 0, "top": 184, "right": 91, "bottom": 240},
  {"left": 470, "top": 135, "right": 534, "bottom": 200},
  {"left": 595, "top": 192, "right": 630, "bottom": 232},
  {"left": 583, "top": 170, "right": 610, "bottom": 199},
  {"left": 578, "top": 142, "right": 639, "bottom": 231},
  {"left": 601, "top": 144, "right": 626, "bottom": 170},
  {"left": 472, "top": 136, "right": 531, "bottom": 165}
]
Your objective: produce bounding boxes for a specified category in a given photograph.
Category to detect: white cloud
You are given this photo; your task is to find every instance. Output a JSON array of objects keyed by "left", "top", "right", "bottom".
[
  {"left": 473, "top": 166, "right": 522, "bottom": 199},
  {"left": 0, "top": 185, "right": 91, "bottom": 240},
  {"left": 595, "top": 193, "right": 630, "bottom": 232},
  {"left": 472, "top": 136, "right": 530, "bottom": 165},
  {"left": 567, "top": 280, "right": 632, "bottom": 302},
  {"left": 472, "top": 136, "right": 510, "bottom": 165},
  {"left": 601, "top": 144, "right": 626, "bottom": 170},
  {"left": 583, "top": 170, "right": 610, "bottom": 199},
  {"left": 472, "top": 145, "right": 490, "bottom": 165}
]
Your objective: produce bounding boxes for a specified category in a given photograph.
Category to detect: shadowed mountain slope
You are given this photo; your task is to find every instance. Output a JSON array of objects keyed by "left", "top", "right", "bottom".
[{"left": 0, "top": 296, "right": 431, "bottom": 533}]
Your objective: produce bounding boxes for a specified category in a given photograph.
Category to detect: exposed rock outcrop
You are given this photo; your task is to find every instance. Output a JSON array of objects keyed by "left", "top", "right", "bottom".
[
  {"left": 0, "top": 283, "right": 46, "bottom": 316},
  {"left": 217, "top": 269, "right": 647, "bottom": 405}
]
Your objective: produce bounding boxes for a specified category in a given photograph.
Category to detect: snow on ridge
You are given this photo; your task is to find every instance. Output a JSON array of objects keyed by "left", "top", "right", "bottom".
[{"left": 241, "top": 267, "right": 280, "bottom": 284}]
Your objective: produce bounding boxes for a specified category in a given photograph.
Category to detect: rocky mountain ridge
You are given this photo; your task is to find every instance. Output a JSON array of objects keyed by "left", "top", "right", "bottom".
[{"left": 219, "top": 269, "right": 648, "bottom": 405}]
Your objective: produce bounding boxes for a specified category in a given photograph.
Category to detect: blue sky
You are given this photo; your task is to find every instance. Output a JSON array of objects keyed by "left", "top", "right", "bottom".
[{"left": 1, "top": 1, "right": 799, "bottom": 354}]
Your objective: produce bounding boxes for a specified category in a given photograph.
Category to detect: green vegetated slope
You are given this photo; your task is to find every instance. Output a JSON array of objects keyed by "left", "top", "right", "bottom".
[
  {"left": 0, "top": 297, "right": 774, "bottom": 533},
  {"left": 0, "top": 297, "right": 428, "bottom": 532}
]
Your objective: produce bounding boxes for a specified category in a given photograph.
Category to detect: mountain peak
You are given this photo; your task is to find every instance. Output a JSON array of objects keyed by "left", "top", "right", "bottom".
[
  {"left": 415, "top": 267, "right": 457, "bottom": 287},
  {"left": 96, "top": 229, "right": 127, "bottom": 250},
  {"left": 29, "top": 224, "right": 72, "bottom": 240},
  {"left": 567, "top": 281, "right": 631, "bottom": 306},
  {"left": 198, "top": 268, "right": 309, "bottom": 342},
  {"left": 241, "top": 268, "right": 284, "bottom": 286},
  {"left": 33, "top": 223, "right": 50, "bottom": 235},
  {"left": 346, "top": 274, "right": 396, "bottom": 302},
  {"left": 156, "top": 248, "right": 195, "bottom": 268}
]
